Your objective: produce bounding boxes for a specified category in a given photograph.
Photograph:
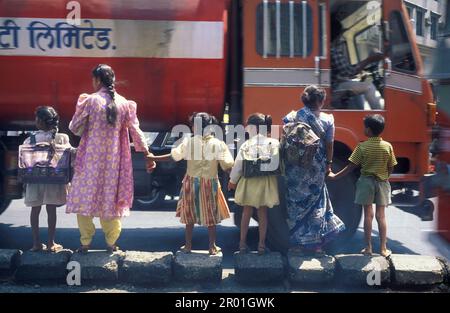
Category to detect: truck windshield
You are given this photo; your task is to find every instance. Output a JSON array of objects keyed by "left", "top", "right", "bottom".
[
  {"left": 389, "top": 11, "right": 416, "bottom": 73},
  {"left": 355, "top": 24, "right": 382, "bottom": 63}
]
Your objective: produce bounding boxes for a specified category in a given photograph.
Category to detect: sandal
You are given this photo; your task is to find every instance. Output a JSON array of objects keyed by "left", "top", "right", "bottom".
[
  {"left": 361, "top": 248, "right": 373, "bottom": 256},
  {"left": 47, "top": 243, "right": 63, "bottom": 253},
  {"left": 209, "top": 245, "right": 222, "bottom": 255},
  {"left": 180, "top": 245, "right": 192, "bottom": 254},
  {"left": 29, "top": 243, "right": 46, "bottom": 252},
  {"left": 106, "top": 245, "right": 120, "bottom": 253},
  {"left": 76, "top": 245, "right": 90, "bottom": 254}
]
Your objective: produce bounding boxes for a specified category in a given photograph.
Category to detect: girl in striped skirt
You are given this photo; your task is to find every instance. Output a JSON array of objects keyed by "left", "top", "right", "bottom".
[{"left": 149, "top": 112, "right": 234, "bottom": 255}]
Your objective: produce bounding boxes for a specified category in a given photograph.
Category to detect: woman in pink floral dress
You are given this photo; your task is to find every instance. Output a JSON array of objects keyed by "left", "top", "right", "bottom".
[{"left": 66, "top": 64, "right": 155, "bottom": 253}]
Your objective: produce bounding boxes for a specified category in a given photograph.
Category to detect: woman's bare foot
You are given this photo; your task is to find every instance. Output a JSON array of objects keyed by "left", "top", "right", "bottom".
[
  {"left": 380, "top": 248, "right": 392, "bottom": 257},
  {"left": 76, "top": 245, "right": 90, "bottom": 254},
  {"left": 106, "top": 245, "right": 120, "bottom": 253}
]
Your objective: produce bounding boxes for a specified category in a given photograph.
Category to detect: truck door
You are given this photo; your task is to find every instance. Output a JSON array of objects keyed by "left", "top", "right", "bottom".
[
  {"left": 382, "top": 0, "right": 433, "bottom": 181},
  {"left": 383, "top": 0, "right": 424, "bottom": 101},
  {"left": 242, "top": 0, "right": 328, "bottom": 125}
]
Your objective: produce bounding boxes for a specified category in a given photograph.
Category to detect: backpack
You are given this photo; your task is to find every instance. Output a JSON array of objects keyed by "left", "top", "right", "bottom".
[
  {"left": 18, "top": 134, "right": 72, "bottom": 184},
  {"left": 281, "top": 117, "right": 321, "bottom": 167},
  {"left": 241, "top": 138, "right": 281, "bottom": 178}
]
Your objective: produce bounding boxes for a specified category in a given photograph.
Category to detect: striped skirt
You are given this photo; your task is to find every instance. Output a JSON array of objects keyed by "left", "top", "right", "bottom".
[{"left": 176, "top": 175, "right": 230, "bottom": 226}]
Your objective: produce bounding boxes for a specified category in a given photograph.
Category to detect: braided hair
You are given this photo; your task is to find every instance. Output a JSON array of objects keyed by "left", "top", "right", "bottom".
[
  {"left": 35, "top": 106, "right": 59, "bottom": 139},
  {"left": 92, "top": 64, "right": 117, "bottom": 125}
]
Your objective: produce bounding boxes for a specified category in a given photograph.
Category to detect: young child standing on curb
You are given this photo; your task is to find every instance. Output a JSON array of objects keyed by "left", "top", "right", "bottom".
[
  {"left": 329, "top": 114, "right": 397, "bottom": 257},
  {"left": 228, "top": 113, "right": 280, "bottom": 255},
  {"left": 23, "top": 106, "right": 73, "bottom": 253},
  {"left": 149, "top": 112, "right": 234, "bottom": 255}
]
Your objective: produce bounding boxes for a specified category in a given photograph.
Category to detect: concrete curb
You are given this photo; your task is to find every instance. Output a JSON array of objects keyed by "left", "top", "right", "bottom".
[
  {"left": 287, "top": 253, "right": 336, "bottom": 285},
  {"left": 15, "top": 249, "right": 73, "bottom": 282},
  {"left": 233, "top": 251, "right": 284, "bottom": 284},
  {"left": 0, "top": 249, "right": 22, "bottom": 277},
  {"left": 173, "top": 250, "right": 223, "bottom": 283},
  {"left": 389, "top": 254, "right": 445, "bottom": 286},
  {"left": 335, "top": 254, "right": 390, "bottom": 287},
  {"left": 70, "top": 250, "right": 124, "bottom": 283},
  {"left": 119, "top": 251, "right": 173, "bottom": 286},
  {"left": 1, "top": 249, "right": 448, "bottom": 289}
]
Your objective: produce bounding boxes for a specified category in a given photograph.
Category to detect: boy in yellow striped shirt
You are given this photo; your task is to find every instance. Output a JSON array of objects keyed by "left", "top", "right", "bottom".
[{"left": 329, "top": 114, "right": 397, "bottom": 257}]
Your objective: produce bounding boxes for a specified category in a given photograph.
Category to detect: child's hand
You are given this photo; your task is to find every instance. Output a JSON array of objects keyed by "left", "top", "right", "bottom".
[
  {"left": 228, "top": 182, "right": 237, "bottom": 191},
  {"left": 327, "top": 172, "right": 337, "bottom": 180}
]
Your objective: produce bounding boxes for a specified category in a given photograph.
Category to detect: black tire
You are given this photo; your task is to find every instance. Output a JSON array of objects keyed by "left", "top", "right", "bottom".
[
  {"left": 266, "top": 176, "right": 290, "bottom": 254},
  {"left": 327, "top": 158, "right": 362, "bottom": 244},
  {"left": 132, "top": 177, "right": 166, "bottom": 211},
  {"left": 419, "top": 199, "right": 434, "bottom": 221},
  {"left": 0, "top": 197, "right": 11, "bottom": 215},
  {"left": 233, "top": 203, "right": 243, "bottom": 228}
]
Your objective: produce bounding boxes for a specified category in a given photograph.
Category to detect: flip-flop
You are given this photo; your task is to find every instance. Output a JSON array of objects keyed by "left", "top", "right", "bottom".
[
  {"left": 29, "top": 243, "right": 46, "bottom": 252},
  {"left": 361, "top": 248, "right": 373, "bottom": 256},
  {"left": 180, "top": 245, "right": 192, "bottom": 254},
  {"left": 381, "top": 249, "right": 392, "bottom": 257},
  {"left": 47, "top": 244, "right": 63, "bottom": 253}
]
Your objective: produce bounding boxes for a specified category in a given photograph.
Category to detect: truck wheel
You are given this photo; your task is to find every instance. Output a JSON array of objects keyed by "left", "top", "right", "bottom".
[
  {"left": 233, "top": 203, "right": 242, "bottom": 228},
  {"left": 266, "top": 177, "right": 290, "bottom": 254},
  {"left": 0, "top": 197, "right": 11, "bottom": 215},
  {"left": 133, "top": 181, "right": 166, "bottom": 210},
  {"left": 419, "top": 199, "right": 434, "bottom": 221},
  {"left": 327, "top": 158, "right": 362, "bottom": 243}
]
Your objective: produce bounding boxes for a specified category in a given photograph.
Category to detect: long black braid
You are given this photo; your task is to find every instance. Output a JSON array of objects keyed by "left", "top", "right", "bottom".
[
  {"left": 92, "top": 64, "right": 117, "bottom": 125},
  {"left": 35, "top": 106, "right": 59, "bottom": 139}
]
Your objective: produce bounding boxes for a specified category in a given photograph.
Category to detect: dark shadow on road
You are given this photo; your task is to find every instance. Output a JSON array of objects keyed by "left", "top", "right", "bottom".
[{"left": 327, "top": 229, "right": 419, "bottom": 256}]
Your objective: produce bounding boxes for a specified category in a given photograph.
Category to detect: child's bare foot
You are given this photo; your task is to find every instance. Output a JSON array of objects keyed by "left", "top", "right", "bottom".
[
  {"left": 239, "top": 243, "right": 249, "bottom": 254},
  {"left": 380, "top": 248, "right": 392, "bottom": 257},
  {"left": 47, "top": 243, "right": 63, "bottom": 253},
  {"left": 30, "top": 243, "right": 46, "bottom": 252},
  {"left": 209, "top": 245, "right": 222, "bottom": 255},
  {"left": 180, "top": 245, "right": 191, "bottom": 253},
  {"left": 361, "top": 247, "right": 373, "bottom": 256}
]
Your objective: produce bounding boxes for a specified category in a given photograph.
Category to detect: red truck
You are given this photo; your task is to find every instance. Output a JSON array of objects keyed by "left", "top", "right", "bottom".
[{"left": 0, "top": 0, "right": 436, "bottom": 250}]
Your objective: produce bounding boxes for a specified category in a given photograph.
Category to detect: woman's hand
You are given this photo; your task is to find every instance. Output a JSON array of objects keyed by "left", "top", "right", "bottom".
[
  {"left": 228, "top": 182, "right": 237, "bottom": 191},
  {"left": 326, "top": 164, "right": 332, "bottom": 176}
]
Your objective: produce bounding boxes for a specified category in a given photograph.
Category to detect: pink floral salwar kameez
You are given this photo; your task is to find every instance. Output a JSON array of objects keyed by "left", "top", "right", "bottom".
[{"left": 66, "top": 87, "right": 148, "bottom": 220}]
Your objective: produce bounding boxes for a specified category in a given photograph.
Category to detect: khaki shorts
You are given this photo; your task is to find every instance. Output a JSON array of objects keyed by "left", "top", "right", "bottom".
[{"left": 355, "top": 175, "right": 391, "bottom": 206}]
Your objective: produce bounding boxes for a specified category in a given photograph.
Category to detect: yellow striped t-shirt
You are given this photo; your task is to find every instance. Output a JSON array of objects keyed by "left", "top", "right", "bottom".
[{"left": 348, "top": 137, "right": 398, "bottom": 181}]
